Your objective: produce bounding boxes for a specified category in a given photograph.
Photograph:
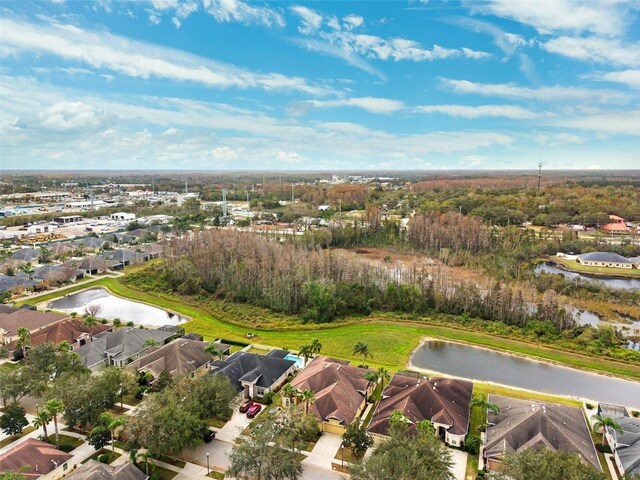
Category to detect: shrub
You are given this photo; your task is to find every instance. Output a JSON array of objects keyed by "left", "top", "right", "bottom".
[
  {"left": 97, "top": 453, "right": 110, "bottom": 463},
  {"left": 631, "top": 410, "right": 639, "bottom": 418},
  {"left": 585, "top": 403, "right": 594, "bottom": 409},
  {"left": 126, "top": 321, "right": 134, "bottom": 327},
  {"left": 261, "top": 391, "right": 274, "bottom": 405}
]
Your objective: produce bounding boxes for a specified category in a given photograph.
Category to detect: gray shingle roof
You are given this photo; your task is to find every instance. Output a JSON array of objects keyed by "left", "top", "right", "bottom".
[
  {"left": 485, "top": 395, "right": 601, "bottom": 471},
  {"left": 76, "top": 327, "right": 174, "bottom": 368},
  {"left": 64, "top": 460, "right": 148, "bottom": 480},
  {"left": 577, "top": 252, "right": 631, "bottom": 264},
  {"left": 0, "top": 274, "right": 36, "bottom": 292},
  {"left": 210, "top": 351, "right": 295, "bottom": 391},
  {"left": 608, "top": 417, "right": 640, "bottom": 475},
  {"left": 11, "top": 248, "right": 40, "bottom": 261},
  {"left": 74, "top": 237, "right": 106, "bottom": 249},
  {"left": 127, "top": 339, "right": 212, "bottom": 379}
]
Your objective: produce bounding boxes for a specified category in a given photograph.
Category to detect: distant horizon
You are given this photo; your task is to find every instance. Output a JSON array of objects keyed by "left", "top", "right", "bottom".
[{"left": 1, "top": 0, "right": 639, "bottom": 170}]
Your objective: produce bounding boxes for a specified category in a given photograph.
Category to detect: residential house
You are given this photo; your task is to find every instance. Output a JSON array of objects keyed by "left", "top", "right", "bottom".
[
  {"left": 600, "top": 404, "right": 640, "bottom": 477},
  {"left": 33, "top": 264, "right": 83, "bottom": 284},
  {"left": 157, "top": 324, "right": 186, "bottom": 339},
  {"left": 73, "top": 237, "right": 107, "bottom": 252},
  {"left": 100, "top": 248, "right": 146, "bottom": 268},
  {"left": 10, "top": 248, "right": 40, "bottom": 263},
  {"left": 68, "top": 257, "right": 111, "bottom": 275},
  {"left": 47, "top": 242, "right": 75, "bottom": 257},
  {"left": 602, "top": 214, "right": 630, "bottom": 233},
  {"left": 210, "top": 349, "right": 296, "bottom": 399},
  {"left": 484, "top": 395, "right": 601, "bottom": 472},
  {"left": 576, "top": 252, "right": 633, "bottom": 269},
  {"left": 368, "top": 374, "right": 473, "bottom": 447},
  {"left": 0, "top": 438, "right": 73, "bottom": 479},
  {"left": 127, "top": 339, "right": 213, "bottom": 383},
  {"left": 75, "top": 327, "right": 174, "bottom": 371},
  {"left": 0, "top": 309, "right": 68, "bottom": 345},
  {"left": 184, "top": 332, "right": 204, "bottom": 341},
  {"left": 0, "top": 274, "right": 36, "bottom": 293},
  {"left": 8, "top": 317, "right": 112, "bottom": 351},
  {"left": 110, "top": 212, "right": 136, "bottom": 221},
  {"left": 64, "top": 459, "right": 148, "bottom": 480},
  {"left": 287, "top": 356, "right": 374, "bottom": 434},
  {"left": 142, "top": 243, "right": 164, "bottom": 259}
]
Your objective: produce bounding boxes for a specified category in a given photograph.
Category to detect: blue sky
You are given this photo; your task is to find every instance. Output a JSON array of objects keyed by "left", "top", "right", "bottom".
[{"left": 0, "top": 0, "right": 639, "bottom": 171}]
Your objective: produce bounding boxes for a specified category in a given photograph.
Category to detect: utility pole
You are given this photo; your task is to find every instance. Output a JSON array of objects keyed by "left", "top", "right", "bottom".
[
  {"left": 222, "top": 189, "right": 227, "bottom": 217},
  {"left": 537, "top": 162, "right": 543, "bottom": 190},
  {"left": 291, "top": 183, "right": 294, "bottom": 202}
]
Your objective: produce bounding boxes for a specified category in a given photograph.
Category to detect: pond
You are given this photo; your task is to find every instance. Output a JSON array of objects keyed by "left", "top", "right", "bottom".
[
  {"left": 571, "top": 308, "right": 640, "bottom": 335},
  {"left": 409, "top": 340, "right": 640, "bottom": 408},
  {"left": 535, "top": 261, "right": 640, "bottom": 290},
  {"left": 48, "top": 288, "right": 187, "bottom": 327}
]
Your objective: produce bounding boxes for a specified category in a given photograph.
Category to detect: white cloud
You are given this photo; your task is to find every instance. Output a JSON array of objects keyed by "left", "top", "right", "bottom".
[
  {"left": 202, "top": 0, "right": 285, "bottom": 28},
  {"left": 171, "top": 17, "right": 181, "bottom": 28},
  {"left": 470, "top": 0, "right": 629, "bottom": 36},
  {"left": 415, "top": 104, "right": 537, "bottom": 119},
  {"left": 598, "top": 70, "right": 640, "bottom": 89},
  {"left": 325, "top": 31, "right": 492, "bottom": 62},
  {"left": 541, "top": 36, "right": 640, "bottom": 67},
  {"left": 276, "top": 150, "right": 303, "bottom": 163},
  {"left": 547, "top": 109, "right": 640, "bottom": 136},
  {"left": 210, "top": 145, "right": 242, "bottom": 160},
  {"left": 290, "top": 5, "right": 323, "bottom": 34},
  {"left": 0, "top": 17, "right": 327, "bottom": 95},
  {"left": 25, "top": 101, "right": 117, "bottom": 132},
  {"left": 534, "top": 132, "right": 584, "bottom": 146},
  {"left": 291, "top": 97, "right": 405, "bottom": 115},
  {"left": 441, "top": 78, "right": 630, "bottom": 103},
  {"left": 343, "top": 14, "right": 364, "bottom": 30}
]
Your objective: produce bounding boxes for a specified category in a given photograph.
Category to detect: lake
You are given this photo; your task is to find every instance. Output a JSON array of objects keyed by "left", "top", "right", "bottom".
[
  {"left": 535, "top": 261, "right": 640, "bottom": 290},
  {"left": 48, "top": 288, "right": 187, "bottom": 327},
  {"left": 409, "top": 340, "right": 640, "bottom": 408}
]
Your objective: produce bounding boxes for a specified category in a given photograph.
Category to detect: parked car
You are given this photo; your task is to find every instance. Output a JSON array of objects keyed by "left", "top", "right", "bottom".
[
  {"left": 246, "top": 404, "right": 262, "bottom": 419},
  {"left": 203, "top": 429, "right": 216, "bottom": 443},
  {"left": 239, "top": 400, "right": 254, "bottom": 413}
]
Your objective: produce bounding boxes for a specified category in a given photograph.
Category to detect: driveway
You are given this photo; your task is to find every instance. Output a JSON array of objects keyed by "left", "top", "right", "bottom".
[
  {"left": 214, "top": 408, "right": 255, "bottom": 443},
  {"left": 302, "top": 433, "right": 343, "bottom": 470},
  {"left": 448, "top": 448, "right": 468, "bottom": 480}
]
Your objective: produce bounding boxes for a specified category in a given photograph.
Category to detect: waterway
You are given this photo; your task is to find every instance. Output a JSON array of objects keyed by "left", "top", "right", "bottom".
[
  {"left": 535, "top": 261, "right": 640, "bottom": 290},
  {"left": 48, "top": 287, "right": 187, "bottom": 327},
  {"left": 409, "top": 339, "right": 640, "bottom": 408}
]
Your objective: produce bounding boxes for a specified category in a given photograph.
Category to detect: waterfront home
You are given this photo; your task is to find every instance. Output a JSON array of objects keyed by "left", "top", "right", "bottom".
[
  {"left": 0, "top": 438, "right": 72, "bottom": 479},
  {"left": 64, "top": 459, "right": 148, "bottom": 480},
  {"left": 75, "top": 327, "right": 174, "bottom": 371},
  {"left": 0, "top": 309, "right": 68, "bottom": 345},
  {"left": 10, "top": 247, "right": 41, "bottom": 263},
  {"left": 0, "top": 273, "right": 36, "bottom": 294},
  {"left": 210, "top": 349, "right": 296, "bottom": 400},
  {"left": 368, "top": 374, "right": 473, "bottom": 447},
  {"left": 33, "top": 264, "right": 83, "bottom": 284},
  {"left": 576, "top": 252, "right": 633, "bottom": 269},
  {"left": 484, "top": 395, "right": 601, "bottom": 472},
  {"left": 287, "top": 356, "right": 374, "bottom": 434},
  {"left": 600, "top": 404, "right": 640, "bottom": 477},
  {"left": 127, "top": 339, "right": 213, "bottom": 383}
]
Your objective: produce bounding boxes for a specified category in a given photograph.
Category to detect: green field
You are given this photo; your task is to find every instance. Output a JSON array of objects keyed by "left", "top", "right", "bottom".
[{"left": 22, "top": 275, "right": 640, "bottom": 382}]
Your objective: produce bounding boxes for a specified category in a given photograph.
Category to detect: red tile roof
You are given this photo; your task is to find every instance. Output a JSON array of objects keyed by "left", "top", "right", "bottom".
[{"left": 0, "top": 438, "right": 72, "bottom": 479}]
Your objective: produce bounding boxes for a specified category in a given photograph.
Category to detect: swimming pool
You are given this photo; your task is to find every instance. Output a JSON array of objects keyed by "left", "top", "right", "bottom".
[{"left": 285, "top": 354, "right": 304, "bottom": 368}]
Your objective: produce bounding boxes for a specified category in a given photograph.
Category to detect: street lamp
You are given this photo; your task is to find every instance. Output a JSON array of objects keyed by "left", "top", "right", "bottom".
[{"left": 206, "top": 452, "right": 210, "bottom": 475}]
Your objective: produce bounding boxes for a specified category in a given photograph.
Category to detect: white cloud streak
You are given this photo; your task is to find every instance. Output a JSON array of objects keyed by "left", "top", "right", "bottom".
[
  {"left": 0, "top": 17, "right": 326, "bottom": 94},
  {"left": 541, "top": 36, "right": 640, "bottom": 67},
  {"left": 414, "top": 104, "right": 537, "bottom": 119}
]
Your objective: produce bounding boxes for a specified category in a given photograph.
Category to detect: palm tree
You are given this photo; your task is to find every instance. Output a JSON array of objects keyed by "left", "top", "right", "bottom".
[
  {"left": 417, "top": 419, "right": 435, "bottom": 434},
  {"left": 44, "top": 399, "right": 64, "bottom": 447},
  {"left": 83, "top": 315, "right": 98, "bottom": 328},
  {"left": 57, "top": 341, "right": 71, "bottom": 353},
  {"left": 281, "top": 383, "right": 298, "bottom": 406},
  {"left": 16, "top": 328, "right": 31, "bottom": 359},
  {"left": 136, "top": 451, "right": 154, "bottom": 476},
  {"left": 389, "top": 410, "right": 410, "bottom": 430},
  {"left": 98, "top": 411, "right": 126, "bottom": 455},
  {"left": 469, "top": 395, "right": 500, "bottom": 430},
  {"left": 364, "top": 372, "right": 379, "bottom": 383},
  {"left": 377, "top": 368, "right": 391, "bottom": 390},
  {"left": 144, "top": 338, "right": 157, "bottom": 348},
  {"left": 310, "top": 338, "right": 322, "bottom": 356},
  {"left": 352, "top": 341, "right": 371, "bottom": 362},
  {"left": 33, "top": 410, "right": 52, "bottom": 441},
  {"left": 299, "top": 389, "right": 315, "bottom": 415},
  {"left": 591, "top": 414, "right": 622, "bottom": 447},
  {"left": 298, "top": 344, "right": 313, "bottom": 366},
  {"left": 205, "top": 343, "right": 223, "bottom": 360}
]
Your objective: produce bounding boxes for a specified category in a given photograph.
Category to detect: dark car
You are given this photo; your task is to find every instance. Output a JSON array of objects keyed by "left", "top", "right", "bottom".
[
  {"left": 203, "top": 429, "right": 216, "bottom": 443},
  {"left": 239, "top": 400, "right": 254, "bottom": 413},
  {"left": 246, "top": 404, "right": 262, "bottom": 419}
]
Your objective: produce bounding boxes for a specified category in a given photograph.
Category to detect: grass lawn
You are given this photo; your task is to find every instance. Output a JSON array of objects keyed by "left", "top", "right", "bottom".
[
  {"left": 46, "top": 433, "right": 84, "bottom": 452},
  {"left": 136, "top": 463, "right": 178, "bottom": 480},
  {"left": 22, "top": 276, "right": 640, "bottom": 383},
  {"left": 153, "top": 454, "right": 187, "bottom": 468},
  {"left": 334, "top": 446, "right": 364, "bottom": 465},
  {"left": 81, "top": 449, "right": 121, "bottom": 464},
  {"left": 209, "top": 417, "right": 229, "bottom": 429},
  {"left": 0, "top": 426, "right": 36, "bottom": 448},
  {"left": 207, "top": 472, "right": 225, "bottom": 479},
  {"left": 552, "top": 257, "right": 640, "bottom": 278}
]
